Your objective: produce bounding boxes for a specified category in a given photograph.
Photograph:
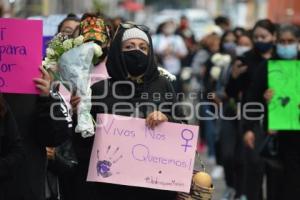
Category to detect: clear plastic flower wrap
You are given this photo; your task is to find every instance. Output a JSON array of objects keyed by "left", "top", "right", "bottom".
[{"left": 58, "top": 42, "right": 102, "bottom": 138}]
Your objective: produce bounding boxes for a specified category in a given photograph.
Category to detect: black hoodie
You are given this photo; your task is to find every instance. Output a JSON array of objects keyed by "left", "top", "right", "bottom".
[{"left": 72, "top": 28, "right": 185, "bottom": 200}]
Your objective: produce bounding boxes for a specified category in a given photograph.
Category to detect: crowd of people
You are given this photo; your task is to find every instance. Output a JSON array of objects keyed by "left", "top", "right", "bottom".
[
  {"left": 188, "top": 17, "right": 300, "bottom": 200},
  {"left": 0, "top": 10, "right": 299, "bottom": 200}
]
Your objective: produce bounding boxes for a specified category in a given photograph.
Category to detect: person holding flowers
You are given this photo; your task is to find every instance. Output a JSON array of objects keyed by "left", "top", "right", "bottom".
[{"left": 71, "top": 22, "right": 185, "bottom": 200}]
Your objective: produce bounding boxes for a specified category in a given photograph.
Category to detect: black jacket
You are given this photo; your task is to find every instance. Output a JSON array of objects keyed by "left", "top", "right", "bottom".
[
  {"left": 72, "top": 27, "right": 185, "bottom": 200},
  {"left": 46, "top": 139, "right": 78, "bottom": 200},
  {"left": 226, "top": 50, "right": 266, "bottom": 101},
  {"left": 0, "top": 99, "right": 24, "bottom": 199},
  {"left": 3, "top": 92, "right": 72, "bottom": 200}
]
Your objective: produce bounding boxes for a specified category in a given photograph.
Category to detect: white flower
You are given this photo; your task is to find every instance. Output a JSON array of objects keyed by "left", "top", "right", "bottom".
[
  {"left": 56, "top": 32, "right": 68, "bottom": 41},
  {"left": 42, "top": 57, "right": 50, "bottom": 69},
  {"left": 43, "top": 61, "right": 57, "bottom": 71},
  {"left": 93, "top": 44, "right": 103, "bottom": 57},
  {"left": 56, "top": 32, "right": 63, "bottom": 38},
  {"left": 158, "top": 67, "right": 176, "bottom": 81},
  {"left": 48, "top": 62, "right": 58, "bottom": 72},
  {"left": 46, "top": 48, "right": 55, "bottom": 57},
  {"left": 211, "top": 53, "right": 222, "bottom": 64},
  {"left": 222, "top": 55, "right": 231, "bottom": 66},
  {"left": 63, "top": 39, "right": 73, "bottom": 50},
  {"left": 43, "top": 56, "right": 57, "bottom": 70},
  {"left": 210, "top": 66, "right": 222, "bottom": 80},
  {"left": 212, "top": 53, "right": 231, "bottom": 67},
  {"left": 74, "top": 35, "right": 84, "bottom": 46}
]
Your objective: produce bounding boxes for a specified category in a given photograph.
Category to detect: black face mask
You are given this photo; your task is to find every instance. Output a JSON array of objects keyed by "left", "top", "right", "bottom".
[
  {"left": 123, "top": 50, "right": 148, "bottom": 77},
  {"left": 254, "top": 41, "right": 273, "bottom": 54}
]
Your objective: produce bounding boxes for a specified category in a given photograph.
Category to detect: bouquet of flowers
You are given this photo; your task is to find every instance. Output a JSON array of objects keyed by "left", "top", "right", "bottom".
[
  {"left": 43, "top": 33, "right": 102, "bottom": 74},
  {"left": 43, "top": 15, "right": 108, "bottom": 138}
]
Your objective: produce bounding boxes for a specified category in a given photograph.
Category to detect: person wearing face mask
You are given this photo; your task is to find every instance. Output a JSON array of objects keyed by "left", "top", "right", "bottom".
[
  {"left": 235, "top": 33, "right": 253, "bottom": 57},
  {"left": 215, "top": 32, "right": 253, "bottom": 200},
  {"left": 220, "top": 31, "right": 238, "bottom": 57},
  {"left": 226, "top": 19, "right": 276, "bottom": 100},
  {"left": 152, "top": 20, "right": 188, "bottom": 94},
  {"left": 244, "top": 24, "right": 300, "bottom": 200},
  {"left": 221, "top": 33, "right": 253, "bottom": 200},
  {"left": 213, "top": 31, "right": 238, "bottom": 199},
  {"left": 225, "top": 19, "right": 276, "bottom": 200},
  {"left": 71, "top": 23, "right": 185, "bottom": 200},
  {"left": 205, "top": 31, "right": 237, "bottom": 168},
  {"left": 209, "top": 30, "right": 251, "bottom": 199}
]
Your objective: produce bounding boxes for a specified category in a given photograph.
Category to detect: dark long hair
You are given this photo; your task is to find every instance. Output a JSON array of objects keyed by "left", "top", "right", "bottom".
[
  {"left": 277, "top": 24, "right": 300, "bottom": 39},
  {"left": 253, "top": 19, "right": 276, "bottom": 36},
  {"left": 0, "top": 94, "right": 6, "bottom": 118},
  {"left": 219, "top": 30, "right": 236, "bottom": 53},
  {"left": 57, "top": 13, "right": 80, "bottom": 34}
]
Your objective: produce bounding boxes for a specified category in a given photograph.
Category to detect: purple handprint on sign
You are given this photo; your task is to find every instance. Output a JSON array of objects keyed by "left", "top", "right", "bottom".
[{"left": 96, "top": 145, "right": 123, "bottom": 178}]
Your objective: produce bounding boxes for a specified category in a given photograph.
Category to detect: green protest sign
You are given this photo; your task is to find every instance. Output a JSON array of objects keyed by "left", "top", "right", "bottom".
[{"left": 268, "top": 60, "right": 300, "bottom": 131}]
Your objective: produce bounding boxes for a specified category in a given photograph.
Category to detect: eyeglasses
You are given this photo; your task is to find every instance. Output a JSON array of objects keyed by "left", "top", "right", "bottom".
[
  {"left": 119, "top": 22, "right": 150, "bottom": 33},
  {"left": 113, "top": 22, "right": 150, "bottom": 40}
]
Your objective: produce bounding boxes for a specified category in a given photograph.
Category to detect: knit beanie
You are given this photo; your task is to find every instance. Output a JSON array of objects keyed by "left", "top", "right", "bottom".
[{"left": 122, "top": 27, "right": 149, "bottom": 44}]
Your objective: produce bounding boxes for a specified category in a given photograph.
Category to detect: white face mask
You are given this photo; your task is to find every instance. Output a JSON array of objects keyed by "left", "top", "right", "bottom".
[
  {"left": 235, "top": 45, "right": 251, "bottom": 56},
  {"left": 163, "top": 25, "right": 176, "bottom": 35}
]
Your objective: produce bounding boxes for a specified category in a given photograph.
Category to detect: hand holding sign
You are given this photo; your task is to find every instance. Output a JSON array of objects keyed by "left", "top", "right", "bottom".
[
  {"left": 264, "top": 88, "right": 274, "bottom": 103},
  {"left": 146, "top": 111, "right": 168, "bottom": 129},
  {"left": 33, "top": 66, "right": 52, "bottom": 96}
]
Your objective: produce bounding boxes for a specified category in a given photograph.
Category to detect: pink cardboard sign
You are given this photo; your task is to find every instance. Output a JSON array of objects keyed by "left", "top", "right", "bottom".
[
  {"left": 87, "top": 114, "right": 199, "bottom": 193},
  {"left": 0, "top": 18, "right": 42, "bottom": 94},
  {"left": 90, "top": 61, "right": 109, "bottom": 85}
]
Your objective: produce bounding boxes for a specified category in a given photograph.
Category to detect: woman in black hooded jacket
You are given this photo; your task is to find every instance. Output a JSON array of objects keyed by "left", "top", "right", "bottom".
[{"left": 72, "top": 23, "right": 185, "bottom": 200}]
